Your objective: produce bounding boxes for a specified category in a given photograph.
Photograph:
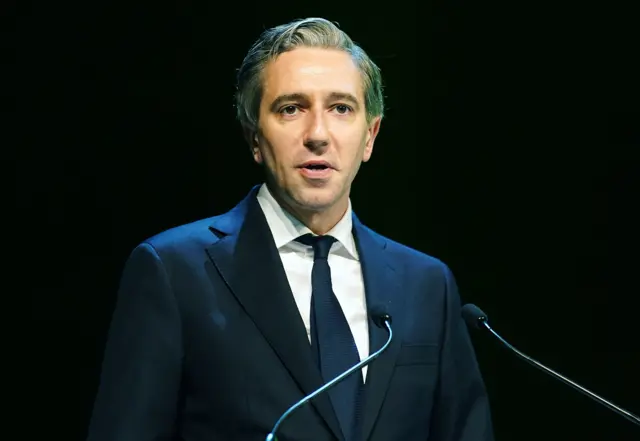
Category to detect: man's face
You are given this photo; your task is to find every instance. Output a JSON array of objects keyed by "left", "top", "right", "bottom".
[{"left": 253, "top": 47, "right": 381, "bottom": 218}]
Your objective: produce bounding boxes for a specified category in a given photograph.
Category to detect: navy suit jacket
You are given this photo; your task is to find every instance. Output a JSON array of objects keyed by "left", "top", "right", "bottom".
[{"left": 86, "top": 186, "right": 494, "bottom": 441}]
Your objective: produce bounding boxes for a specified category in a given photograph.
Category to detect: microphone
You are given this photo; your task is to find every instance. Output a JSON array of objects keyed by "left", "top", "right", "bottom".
[
  {"left": 265, "top": 305, "right": 394, "bottom": 441},
  {"left": 462, "top": 303, "right": 640, "bottom": 427}
]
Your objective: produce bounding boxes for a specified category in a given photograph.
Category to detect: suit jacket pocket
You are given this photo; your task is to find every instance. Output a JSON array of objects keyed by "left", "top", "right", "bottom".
[{"left": 396, "top": 343, "right": 440, "bottom": 366}]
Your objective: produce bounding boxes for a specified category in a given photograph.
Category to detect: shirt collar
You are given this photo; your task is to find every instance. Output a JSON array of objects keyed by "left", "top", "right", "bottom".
[{"left": 256, "top": 183, "right": 359, "bottom": 260}]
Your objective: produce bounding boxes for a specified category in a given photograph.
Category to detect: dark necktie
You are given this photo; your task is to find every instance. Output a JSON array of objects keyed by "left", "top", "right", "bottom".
[{"left": 296, "top": 234, "right": 363, "bottom": 441}]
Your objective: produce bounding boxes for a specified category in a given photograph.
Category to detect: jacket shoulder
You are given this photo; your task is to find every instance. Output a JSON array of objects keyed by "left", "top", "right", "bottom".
[
  {"left": 140, "top": 216, "right": 219, "bottom": 254},
  {"left": 364, "top": 224, "right": 448, "bottom": 273}
]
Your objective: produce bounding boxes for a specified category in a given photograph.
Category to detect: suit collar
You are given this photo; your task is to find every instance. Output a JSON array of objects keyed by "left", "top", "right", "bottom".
[
  {"left": 207, "top": 186, "right": 404, "bottom": 441},
  {"left": 255, "top": 183, "right": 359, "bottom": 260},
  {"left": 206, "top": 186, "right": 343, "bottom": 440},
  {"left": 351, "top": 215, "right": 405, "bottom": 441}
]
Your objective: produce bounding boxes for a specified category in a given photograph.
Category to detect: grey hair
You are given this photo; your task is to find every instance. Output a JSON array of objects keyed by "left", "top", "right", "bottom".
[{"left": 235, "top": 17, "right": 384, "bottom": 140}]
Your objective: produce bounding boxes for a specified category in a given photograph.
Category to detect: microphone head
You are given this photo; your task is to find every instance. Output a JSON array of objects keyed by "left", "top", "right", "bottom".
[
  {"left": 369, "top": 304, "right": 392, "bottom": 328},
  {"left": 461, "top": 303, "right": 488, "bottom": 330}
]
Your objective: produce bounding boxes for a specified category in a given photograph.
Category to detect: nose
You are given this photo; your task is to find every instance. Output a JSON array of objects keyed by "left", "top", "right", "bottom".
[{"left": 303, "top": 110, "right": 329, "bottom": 151}]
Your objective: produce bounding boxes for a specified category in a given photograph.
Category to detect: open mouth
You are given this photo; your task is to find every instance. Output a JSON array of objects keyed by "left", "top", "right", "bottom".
[
  {"left": 298, "top": 162, "right": 333, "bottom": 179},
  {"left": 303, "top": 164, "right": 329, "bottom": 170}
]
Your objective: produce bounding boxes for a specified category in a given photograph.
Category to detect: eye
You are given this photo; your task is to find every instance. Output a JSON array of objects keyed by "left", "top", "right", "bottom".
[
  {"left": 280, "top": 105, "right": 299, "bottom": 115},
  {"left": 333, "top": 104, "right": 352, "bottom": 114}
]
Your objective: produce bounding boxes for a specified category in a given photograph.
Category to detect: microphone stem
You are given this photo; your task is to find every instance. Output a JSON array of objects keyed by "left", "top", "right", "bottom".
[
  {"left": 266, "top": 321, "right": 393, "bottom": 441},
  {"left": 482, "top": 321, "right": 640, "bottom": 427}
]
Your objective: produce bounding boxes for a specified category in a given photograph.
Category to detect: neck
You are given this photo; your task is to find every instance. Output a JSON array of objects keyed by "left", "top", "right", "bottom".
[
  {"left": 267, "top": 185, "right": 349, "bottom": 236},
  {"left": 297, "top": 207, "right": 347, "bottom": 236}
]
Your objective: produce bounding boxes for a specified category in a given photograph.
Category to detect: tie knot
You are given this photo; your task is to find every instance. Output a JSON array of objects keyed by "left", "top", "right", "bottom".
[{"left": 296, "top": 234, "right": 336, "bottom": 260}]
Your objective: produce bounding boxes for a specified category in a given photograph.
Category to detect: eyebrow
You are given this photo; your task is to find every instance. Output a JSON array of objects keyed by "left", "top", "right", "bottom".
[{"left": 269, "top": 92, "right": 361, "bottom": 112}]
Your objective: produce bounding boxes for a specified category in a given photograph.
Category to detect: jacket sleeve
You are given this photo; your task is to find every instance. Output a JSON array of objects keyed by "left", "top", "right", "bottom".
[
  {"left": 86, "top": 242, "right": 183, "bottom": 441},
  {"left": 428, "top": 264, "right": 495, "bottom": 441}
]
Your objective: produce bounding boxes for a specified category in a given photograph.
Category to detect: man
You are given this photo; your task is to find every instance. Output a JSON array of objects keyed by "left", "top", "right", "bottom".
[{"left": 87, "top": 17, "right": 494, "bottom": 441}]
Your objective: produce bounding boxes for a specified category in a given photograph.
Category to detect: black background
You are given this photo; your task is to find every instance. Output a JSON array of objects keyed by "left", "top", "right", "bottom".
[{"left": 22, "top": 1, "right": 638, "bottom": 440}]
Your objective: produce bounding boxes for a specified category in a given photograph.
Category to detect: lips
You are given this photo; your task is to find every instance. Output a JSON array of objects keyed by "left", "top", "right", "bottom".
[
  {"left": 297, "top": 160, "right": 334, "bottom": 180},
  {"left": 298, "top": 160, "right": 332, "bottom": 170}
]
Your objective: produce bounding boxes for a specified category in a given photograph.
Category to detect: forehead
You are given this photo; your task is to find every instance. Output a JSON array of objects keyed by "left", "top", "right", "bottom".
[{"left": 261, "top": 47, "right": 364, "bottom": 101}]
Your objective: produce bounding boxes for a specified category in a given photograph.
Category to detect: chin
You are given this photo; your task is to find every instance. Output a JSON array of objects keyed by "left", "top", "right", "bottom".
[{"left": 291, "top": 187, "right": 340, "bottom": 211}]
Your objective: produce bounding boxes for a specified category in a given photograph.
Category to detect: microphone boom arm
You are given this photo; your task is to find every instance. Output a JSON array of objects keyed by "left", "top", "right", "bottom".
[
  {"left": 266, "top": 320, "right": 393, "bottom": 441},
  {"left": 480, "top": 319, "right": 640, "bottom": 427}
]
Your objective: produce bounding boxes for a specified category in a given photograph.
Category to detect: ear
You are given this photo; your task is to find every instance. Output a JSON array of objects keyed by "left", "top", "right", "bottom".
[
  {"left": 362, "top": 116, "right": 382, "bottom": 162},
  {"left": 250, "top": 131, "right": 263, "bottom": 164},
  {"left": 243, "top": 128, "right": 263, "bottom": 164}
]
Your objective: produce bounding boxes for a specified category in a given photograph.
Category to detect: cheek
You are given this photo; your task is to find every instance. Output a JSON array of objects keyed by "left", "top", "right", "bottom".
[
  {"left": 340, "top": 130, "right": 370, "bottom": 159},
  {"left": 259, "top": 138, "right": 289, "bottom": 171}
]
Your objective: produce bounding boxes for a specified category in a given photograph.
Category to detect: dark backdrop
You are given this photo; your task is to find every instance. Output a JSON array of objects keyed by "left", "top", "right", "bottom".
[{"left": 22, "top": 1, "right": 638, "bottom": 440}]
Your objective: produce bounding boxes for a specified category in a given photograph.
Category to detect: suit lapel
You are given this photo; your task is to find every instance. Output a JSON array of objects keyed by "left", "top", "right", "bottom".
[
  {"left": 205, "top": 188, "right": 343, "bottom": 440},
  {"left": 352, "top": 216, "right": 405, "bottom": 441}
]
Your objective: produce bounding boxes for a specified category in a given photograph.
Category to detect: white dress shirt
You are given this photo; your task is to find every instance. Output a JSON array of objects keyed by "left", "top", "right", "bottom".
[{"left": 256, "top": 183, "right": 370, "bottom": 380}]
